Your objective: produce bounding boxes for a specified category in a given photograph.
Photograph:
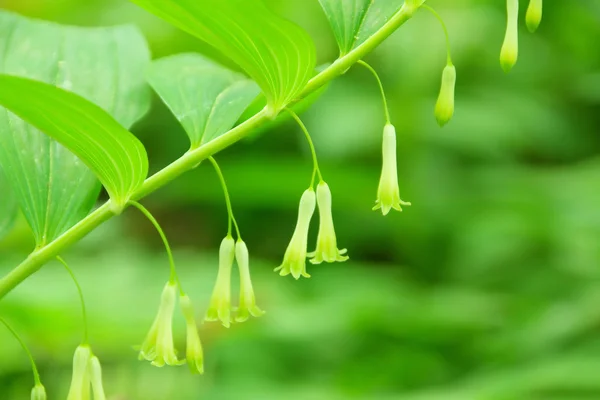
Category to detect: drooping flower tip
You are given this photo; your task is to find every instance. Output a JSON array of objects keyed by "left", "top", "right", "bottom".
[
  {"left": 179, "top": 294, "right": 204, "bottom": 374},
  {"left": 30, "top": 384, "right": 46, "bottom": 400},
  {"left": 235, "top": 240, "right": 265, "bottom": 322},
  {"left": 373, "top": 124, "right": 411, "bottom": 216},
  {"left": 205, "top": 236, "right": 235, "bottom": 328},
  {"left": 500, "top": 0, "right": 519, "bottom": 73},
  {"left": 526, "top": 0, "right": 542, "bottom": 33},
  {"left": 138, "top": 281, "right": 184, "bottom": 367},
  {"left": 308, "top": 181, "right": 348, "bottom": 264},
  {"left": 434, "top": 64, "right": 456, "bottom": 127},
  {"left": 90, "top": 356, "right": 107, "bottom": 400},
  {"left": 67, "top": 345, "right": 92, "bottom": 400},
  {"left": 275, "top": 188, "right": 316, "bottom": 279}
]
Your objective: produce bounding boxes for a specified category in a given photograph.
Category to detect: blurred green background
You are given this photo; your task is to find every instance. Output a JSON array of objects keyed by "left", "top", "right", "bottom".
[{"left": 1, "top": 0, "right": 600, "bottom": 399}]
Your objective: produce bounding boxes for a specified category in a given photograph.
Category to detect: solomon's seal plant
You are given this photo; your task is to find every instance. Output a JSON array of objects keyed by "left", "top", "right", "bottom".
[{"left": 0, "top": 0, "right": 547, "bottom": 395}]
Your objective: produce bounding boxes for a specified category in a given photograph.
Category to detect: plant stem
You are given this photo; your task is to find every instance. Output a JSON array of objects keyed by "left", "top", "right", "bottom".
[
  {"left": 356, "top": 60, "right": 391, "bottom": 124},
  {"left": 0, "top": 4, "right": 416, "bottom": 300},
  {"left": 128, "top": 201, "right": 181, "bottom": 289},
  {"left": 285, "top": 108, "right": 323, "bottom": 188},
  {"left": 208, "top": 156, "right": 241, "bottom": 239},
  {"left": 0, "top": 316, "right": 42, "bottom": 385},
  {"left": 56, "top": 256, "right": 89, "bottom": 344},
  {"left": 421, "top": 4, "right": 453, "bottom": 65}
]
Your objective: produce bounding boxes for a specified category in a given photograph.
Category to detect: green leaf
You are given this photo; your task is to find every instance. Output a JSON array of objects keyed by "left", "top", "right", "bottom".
[
  {"left": 147, "top": 53, "right": 260, "bottom": 149},
  {"left": 318, "top": 0, "right": 405, "bottom": 55},
  {"left": 0, "top": 75, "right": 149, "bottom": 217},
  {"left": 129, "top": 0, "right": 316, "bottom": 114},
  {"left": 0, "top": 170, "right": 18, "bottom": 241},
  {"left": 0, "top": 11, "right": 150, "bottom": 245}
]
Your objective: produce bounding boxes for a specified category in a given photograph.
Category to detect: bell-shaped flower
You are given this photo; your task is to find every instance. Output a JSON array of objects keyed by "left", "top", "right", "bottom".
[
  {"left": 179, "top": 294, "right": 204, "bottom": 374},
  {"left": 308, "top": 181, "right": 348, "bottom": 264},
  {"left": 138, "top": 281, "right": 184, "bottom": 367},
  {"left": 500, "top": 0, "right": 519, "bottom": 72},
  {"left": 275, "top": 189, "right": 316, "bottom": 279},
  {"left": 67, "top": 345, "right": 91, "bottom": 400},
  {"left": 205, "top": 236, "right": 235, "bottom": 327},
  {"left": 90, "top": 356, "right": 106, "bottom": 400},
  {"left": 30, "top": 384, "right": 46, "bottom": 400},
  {"left": 373, "top": 124, "right": 411, "bottom": 215},
  {"left": 526, "top": 0, "right": 542, "bottom": 33},
  {"left": 434, "top": 64, "right": 456, "bottom": 127},
  {"left": 235, "top": 240, "right": 265, "bottom": 322}
]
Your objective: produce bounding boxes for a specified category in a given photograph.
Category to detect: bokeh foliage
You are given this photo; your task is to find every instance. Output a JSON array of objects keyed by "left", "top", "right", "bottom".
[{"left": 1, "top": 0, "right": 600, "bottom": 399}]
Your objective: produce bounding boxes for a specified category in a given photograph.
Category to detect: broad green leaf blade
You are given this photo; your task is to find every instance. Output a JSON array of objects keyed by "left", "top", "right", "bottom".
[
  {"left": 0, "top": 11, "right": 150, "bottom": 245},
  {"left": 129, "top": 0, "right": 316, "bottom": 114},
  {"left": 0, "top": 170, "right": 18, "bottom": 240},
  {"left": 147, "top": 53, "right": 260, "bottom": 148},
  {"left": 0, "top": 75, "right": 148, "bottom": 216},
  {"left": 318, "top": 0, "right": 404, "bottom": 55}
]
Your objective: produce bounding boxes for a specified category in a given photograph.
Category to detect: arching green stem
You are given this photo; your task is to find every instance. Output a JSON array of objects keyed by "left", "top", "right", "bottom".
[
  {"left": 56, "top": 256, "right": 89, "bottom": 344},
  {"left": 208, "top": 156, "right": 241, "bottom": 239},
  {"left": 356, "top": 60, "right": 391, "bottom": 124},
  {"left": 421, "top": 4, "right": 453, "bottom": 65},
  {"left": 0, "top": 317, "right": 42, "bottom": 385},
  {"left": 285, "top": 108, "right": 323, "bottom": 188},
  {"left": 128, "top": 201, "right": 182, "bottom": 292}
]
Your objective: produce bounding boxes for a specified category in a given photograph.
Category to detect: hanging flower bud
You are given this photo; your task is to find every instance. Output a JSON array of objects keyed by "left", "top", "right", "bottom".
[
  {"left": 30, "top": 384, "right": 46, "bottom": 400},
  {"left": 275, "top": 189, "right": 316, "bottom": 279},
  {"left": 235, "top": 240, "right": 265, "bottom": 322},
  {"left": 500, "top": 0, "right": 519, "bottom": 73},
  {"left": 373, "top": 124, "right": 411, "bottom": 215},
  {"left": 138, "top": 281, "right": 184, "bottom": 367},
  {"left": 90, "top": 356, "right": 106, "bottom": 400},
  {"left": 67, "top": 345, "right": 91, "bottom": 400},
  {"left": 205, "top": 236, "right": 235, "bottom": 327},
  {"left": 308, "top": 181, "right": 348, "bottom": 264},
  {"left": 434, "top": 64, "right": 456, "bottom": 127},
  {"left": 179, "top": 294, "right": 204, "bottom": 374},
  {"left": 526, "top": 0, "right": 542, "bottom": 33}
]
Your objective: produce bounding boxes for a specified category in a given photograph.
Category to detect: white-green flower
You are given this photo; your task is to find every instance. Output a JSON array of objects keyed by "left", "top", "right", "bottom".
[
  {"left": 30, "top": 383, "right": 46, "bottom": 400},
  {"left": 138, "top": 281, "right": 184, "bottom": 367},
  {"left": 500, "top": 0, "right": 519, "bottom": 72},
  {"left": 180, "top": 294, "right": 204, "bottom": 374},
  {"left": 90, "top": 356, "right": 106, "bottom": 400},
  {"left": 205, "top": 236, "right": 235, "bottom": 327},
  {"left": 373, "top": 124, "right": 411, "bottom": 215},
  {"left": 235, "top": 240, "right": 265, "bottom": 322},
  {"left": 308, "top": 181, "right": 348, "bottom": 264},
  {"left": 434, "top": 64, "right": 456, "bottom": 127},
  {"left": 275, "top": 188, "right": 316, "bottom": 279},
  {"left": 67, "top": 345, "right": 91, "bottom": 400},
  {"left": 526, "top": 0, "right": 542, "bottom": 33}
]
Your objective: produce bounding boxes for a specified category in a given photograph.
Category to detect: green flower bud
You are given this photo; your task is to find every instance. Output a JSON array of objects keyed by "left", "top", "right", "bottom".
[
  {"left": 138, "top": 281, "right": 184, "bottom": 367},
  {"left": 90, "top": 356, "right": 106, "bottom": 400},
  {"left": 434, "top": 64, "right": 456, "bottom": 127},
  {"left": 526, "top": 0, "right": 542, "bottom": 33},
  {"left": 67, "top": 345, "right": 91, "bottom": 400},
  {"left": 275, "top": 188, "right": 316, "bottom": 279},
  {"left": 235, "top": 240, "right": 265, "bottom": 322},
  {"left": 500, "top": 0, "right": 519, "bottom": 73},
  {"left": 373, "top": 124, "right": 411, "bottom": 215},
  {"left": 30, "top": 384, "right": 46, "bottom": 400},
  {"left": 308, "top": 181, "right": 348, "bottom": 264},
  {"left": 180, "top": 294, "right": 204, "bottom": 374},
  {"left": 205, "top": 236, "right": 235, "bottom": 327}
]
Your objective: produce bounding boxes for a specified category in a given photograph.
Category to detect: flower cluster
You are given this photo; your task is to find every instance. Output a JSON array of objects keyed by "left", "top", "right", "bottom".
[
  {"left": 138, "top": 281, "right": 204, "bottom": 374},
  {"left": 66, "top": 345, "right": 106, "bottom": 400},
  {"left": 276, "top": 180, "right": 349, "bottom": 279}
]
